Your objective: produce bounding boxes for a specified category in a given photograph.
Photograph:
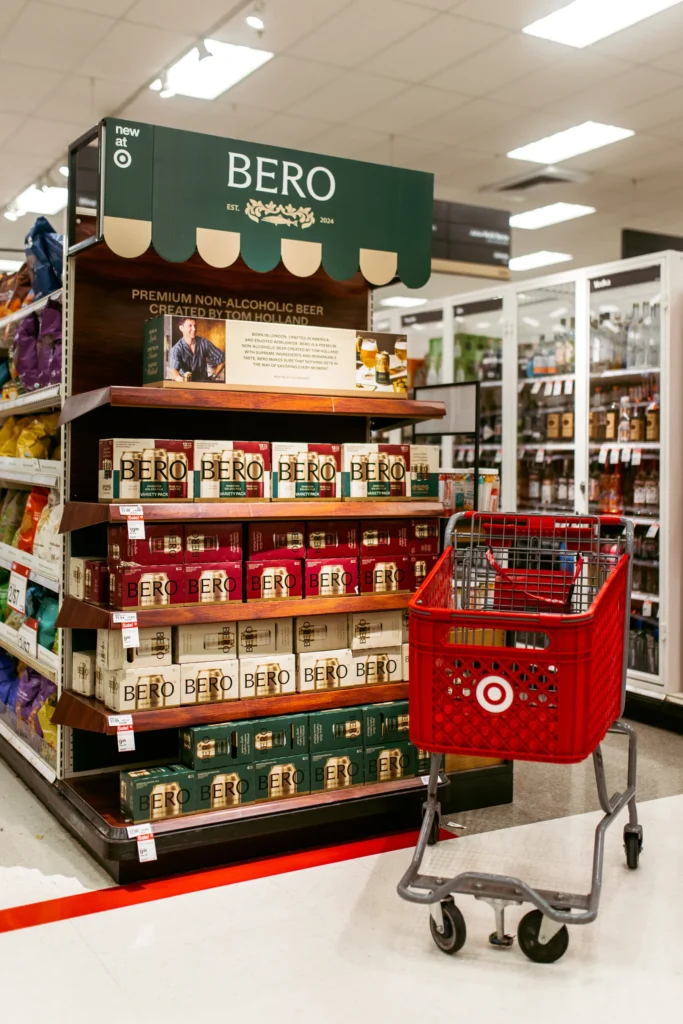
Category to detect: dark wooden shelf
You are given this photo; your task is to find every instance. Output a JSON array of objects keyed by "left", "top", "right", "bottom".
[
  {"left": 57, "top": 592, "right": 413, "bottom": 629},
  {"left": 60, "top": 385, "right": 446, "bottom": 425},
  {"left": 52, "top": 681, "right": 409, "bottom": 735}
]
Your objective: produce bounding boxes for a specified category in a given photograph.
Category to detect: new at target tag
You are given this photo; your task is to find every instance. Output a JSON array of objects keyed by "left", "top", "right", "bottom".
[{"left": 112, "top": 611, "right": 139, "bottom": 649}]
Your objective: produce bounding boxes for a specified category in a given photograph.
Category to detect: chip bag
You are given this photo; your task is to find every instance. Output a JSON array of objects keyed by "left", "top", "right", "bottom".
[{"left": 16, "top": 487, "right": 50, "bottom": 553}]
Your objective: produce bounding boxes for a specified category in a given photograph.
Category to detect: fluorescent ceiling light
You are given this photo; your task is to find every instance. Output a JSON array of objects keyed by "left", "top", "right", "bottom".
[
  {"left": 476, "top": 321, "right": 491, "bottom": 328},
  {"left": 58, "top": 165, "right": 69, "bottom": 178},
  {"left": 508, "top": 121, "right": 634, "bottom": 164},
  {"left": 12, "top": 184, "right": 68, "bottom": 217},
  {"left": 524, "top": 0, "right": 683, "bottom": 49},
  {"left": 510, "top": 251, "right": 573, "bottom": 272},
  {"left": 550, "top": 306, "right": 569, "bottom": 318},
  {"left": 149, "top": 78, "right": 162, "bottom": 91},
  {"left": 510, "top": 202, "right": 596, "bottom": 229},
  {"left": 0, "top": 259, "right": 22, "bottom": 272},
  {"left": 379, "top": 297, "right": 427, "bottom": 308},
  {"left": 156, "top": 38, "right": 273, "bottom": 101},
  {"left": 246, "top": 14, "right": 265, "bottom": 29},
  {"left": 522, "top": 316, "right": 540, "bottom": 327}
]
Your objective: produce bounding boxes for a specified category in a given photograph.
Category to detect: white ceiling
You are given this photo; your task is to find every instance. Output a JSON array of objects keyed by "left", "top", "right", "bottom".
[{"left": 3, "top": 0, "right": 683, "bottom": 284}]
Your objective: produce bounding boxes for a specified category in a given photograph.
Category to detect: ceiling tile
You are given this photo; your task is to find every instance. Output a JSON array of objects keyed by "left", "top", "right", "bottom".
[
  {"left": 402, "top": 0, "right": 458, "bottom": 9},
  {"left": 619, "top": 85, "right": 683, "bottom": 133},
  {"left": 78, "top": 21, "right": 192, "bottom": 83},
  {"left": 40, "top": 0, "right": 133, "bottom": 12},
  {"left": 288, "top": 0, "right": 434, "bottom": 68},
  {"left": 409, "top": 96, "right": 528, "bottom": 144},
  {"left": 491, "top": 50, "right": 631, "bottom": 109},
  {"left": 354, "top": 85, "right": 466, "bottom": 134},
  {"left": 0, "top": 154, "right": 55, "bottom": 206},
  {"left": 426, "top": 31, "right": 566, "bottom": 97},
  {"left": 4, "top": 116, "right": 85, "bottom": 157},
  {"left": 212, "top": 0, "right": 354, "bottom": 54},
  {"left": 370, "top": 12, "right": 508, "bottom": 82},
  {"left": 34, "top": 75, "right": 132, "bottom": 123},
  {"left": 559, "top": 132, "right": 658, "bottom": 174},
  {"left": 125, "top": 0, "right": 239, "bottom": 35},
  {"left": 250, "top": 113, "right": 335, "bottom": 148},
  {"left": 289, "top": 71, "right": 405, "bottom": 122},
  {"left": 0, "top": 63, "right": 64, "bottom": 116},
  {"left": 592, "top": 3, "right": 683, "bottom": 63},
  {"left": 0, "top": 1, "right": 114, "bottom": 73},
  {"left": 465, "top": 111, "right": 571, "bottom": 156},
  {"left": 452, "top": 0, "right": 568, "bottom": 30},
  {"left": 306, "top": 124, "right": 387, "bottom": 159},
  {"left": 548, "top": 65, "right": 683, "bottom": 123},
  {"left": 0, "top": 112, "right": 24, "bottom": 147},
  {"left": 207, "top": 56, "right": 341, "bottom": 112}
]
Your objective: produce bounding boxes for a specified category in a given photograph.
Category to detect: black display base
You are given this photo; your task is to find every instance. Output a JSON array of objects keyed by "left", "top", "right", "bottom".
[{"left": 625, "top": 691, "right": 683, "bottom": 734}]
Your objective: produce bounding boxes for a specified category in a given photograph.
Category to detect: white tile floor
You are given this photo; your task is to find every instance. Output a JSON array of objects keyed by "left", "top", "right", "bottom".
[{"left": 2, "top": 749, "right": 683, "bottom": 1022}]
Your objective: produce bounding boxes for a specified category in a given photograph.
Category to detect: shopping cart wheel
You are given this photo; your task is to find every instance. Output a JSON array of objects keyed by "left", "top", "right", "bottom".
[
  {"left": 429, "top": 900, "right": 466, "bottom": 955},
  {"left": 624, "top": 828, "right": 642, "bottom": 870},
  {"left": 517, "top": 910, "right": 569, "bottom": 964}
]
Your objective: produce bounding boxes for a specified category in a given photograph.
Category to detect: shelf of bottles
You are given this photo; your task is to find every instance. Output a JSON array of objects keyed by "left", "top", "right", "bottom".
[
  {"left": 450, "top": 297, "right": 503, "bottom": 479},
  {"left": 516, "top": 282, "right": 576, "bottom": 512}
]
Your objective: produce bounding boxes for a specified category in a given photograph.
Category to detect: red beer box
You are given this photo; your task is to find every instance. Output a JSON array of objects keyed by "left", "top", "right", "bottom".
[
  {"left": 359, "top": 518, "right": 409, "bottom": 557},
  {"left": 305, "top": 520, "right": 358, "bottom": 559},
  {"left": 185, "top": 564, "right": 243, "bottom": 605},
  {"left": 409, "top": 554, "right": 439, "bottom": 591},
  {"left": 84, "top": 558, "right": 110, "bottom": 606},
  {"left": 245, "top": 560, "right": 303, "bottom": 602},
  {"left": 109, "top": 564, "right": 186, "bottom": 610},
  {"left": 359, "top": 556, "right": 412, "bottom": 595},
  {"left": 98, "top": 439, "right": 194, "bottom": 502},
  {"left": 184, "top": 523, "right": 242, "bottom": 563},
  {"left": 248, "top": 521, "right": 306, "bottom": 561},
  {"left": 408, "top": 518, "right": 440, "bottom": 555},
  {"left": 107, "top": 523, "right": 184, "bottom": 566},
  {"left": 304, "top": 558, "right": 359, "bottom": 598}
]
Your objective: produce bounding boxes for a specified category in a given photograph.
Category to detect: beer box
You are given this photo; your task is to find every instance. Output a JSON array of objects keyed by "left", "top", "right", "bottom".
[
  {"left": 97, "top": 626, "right": 172, "bottom": 671},
  {"left": 84, "top": 559, "right": 110, "bottom": 606},
  {"left": 408, "top": 518, "right": 440, "bottom": 555},
  {"left": 271, "top": 442, "right": 341, "bottom": 500},
  {"left": 248, "top": 522, "right": 305, "bottom": 561},
  {"left": 359, "top": 556, "right": 411, "bottom": 595},
  {"left": 195, "top": 765, "right": 256, "bottom": 811},
  {"left": 349, "top": 609, "right": 403, "bottom": 651},
  {"left": 98, "top": 438, "right": 194, "bottom": 502},
  {"left": 174, "top": 622, "right": 237, "bottom": 663},
  {"left": 143, "top": 315, "right": 226, "bottom": 388},
  {"left": 359, "top": 518, "right": 409, "bottom": 556},
  {"left": 193, "top": 440, "right": 271, "bottom": 501},
  {"left": 402, "top": 608, "right": 409, "bottom": 643},
  {"left": 305, "top": 520, "right": 358, "bottom": 558},
  {"left": 237, "top": 617, "right": 293, "bottom": 657},
  {"left": 309, "top": 707, "right": 364, "bottom": 751},
  {"left": 362, "top": 700, "right": 410, "bottom": 744},
  {"left": 180, "top": 721, "right": 255, "bottom": 770},
  {"left": 179, "top": 660, "right": 240, "bottom": 705},
  {"left": 184, "top": 523, "right": 242, "bottom": 563},
  {"left": 95, "top": 663, "right": 105, "bottom": 702},
  {"left": 107, "top": 523, "right": 184, "bottom": 567},
  {"left": 304, "top": 558, "right": 359, "bottom": 598},
  {"left": 120, "top": 765, "right": 196, "bottom": 824},
  {"left": 245, "top": 559, "right": 303, "bottom": 602},
  {"left": 240, "top": 653, "right": 297, "bottom": 699},
  {"left": 184, "top": 563, "right": 243, "bottom": 605},
  {"left": 402, "top": 642, "right": 409, "bottom": 681},
  {"left": 364, "top": 742, "right": 416, "bottom": 784},
  {"left": 108, "top": 564, "right": 186, "bottom": 611},
  {"left": 101, "top": 664, "right": 181, "bottom": 712},
  {"left": 253, "top": 754, "right": 310, "bottom": 803},
  {"left": 310, "top": 747, "right": 364, "bottom": 792},
  {"left": 341, "top": 443, "right": 410, "bottom": 500},
  {"left": 69, "top": 556, "right": 100, "bottom": 600},
  {"left": 72, "top": 651, "right": 96, "bottom": 697},
  {"left": 351, "top": 648, "right": 403, "bottom": 685},
  {"left": 297, "top": 647, "right": 356, "bottom": 692},
  {"left": 294, "top": 612, "right": 348, "bottom": 654},
  {"left": 253, "top": 713, "right": 309, "bottom": 756},
  {"left": 409, "top": 445, "right": 440, "bottom": 500},
  {"left": 410, "top": 554, "right": 439, "bottom": 592}
]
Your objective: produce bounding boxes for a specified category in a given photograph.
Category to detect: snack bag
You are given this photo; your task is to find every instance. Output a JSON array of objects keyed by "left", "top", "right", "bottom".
[
  {"left": 17, "top": 487, "right": 50, "bottom": 553},
  {"left": 32, "top": 491, "right": 62, "bottom": 564},
  {"left": 24, "top": 217, "right": 63, "bottom": 298},
  {"left": 28, "top": 676, "right": 57, "bottom": 740},
  {"left": 12, "top": 312, "right": 40, "bottom": 392},
  {"left": 14, "top": 667, "right": 42, "bottom": 722},
  {"left": 0, "top": 416, "right": 22, "bottom": 457},
  {"left": 0, "top": 651, "right": 17, "bottom": 707},
  {"left": 37, "top": 299, "right": 62, "bottom": 388},
  {"left": 14, "top": 411, "right": 59, "bottom": 459},
  {"left": 35, "top": 594, "right": 58, "bottom": 650},
  {"left": 0, "top": 489, "right": 28, "bottom": 543},
  {"left": 36, "top": 683, "right": 58, "bottom": 747}
]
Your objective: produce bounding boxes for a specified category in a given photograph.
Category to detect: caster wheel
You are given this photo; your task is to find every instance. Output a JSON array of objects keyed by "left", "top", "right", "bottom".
[
  {"left": 624, "top": 830, "right": 642, "bottom": 870},
  {"left": 429, "top": 900, "right": 467, "bottom": 955},
  {"left": 517, "top": 910, "right": 569, "bottom": 964}
]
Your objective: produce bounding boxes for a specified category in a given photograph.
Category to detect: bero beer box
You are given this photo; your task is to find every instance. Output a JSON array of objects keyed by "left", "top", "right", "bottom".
[
  {"left": 237, "top": 617, "right": 293, "bottom": 657},
  {"left": 364, "top": 742, "right": 417, "bottom": 784},
  {"left": 108, "top": 564, "right": 186, "bottom": 610},
  {"left": 184, "top": 563, "right": 243, "bottom": 605},
  {"left": 193, "top": 440, "right": 271, "bottom": 501},
  {"left": 100, "top": 664, "right": 181, "bottom": 712},
  {"left": 239, "top": 653, "right": 297, "bottom": 698},
  {"left": 294, "top": 612, "right": 348, "bottom": 653},
  {"left": 180, "top": 721, "right": 255, "bottom": 770},
  {"left": 349, "top": 609, "right": 403, "bottom": 651},
  {"left": 253, "top": 714, "right": 309, "bottom": 755},
  {"left": 309, "top": 707, "right": 363, "bottom": 751},
  {"left": 96, "top": 625, "right": 172, "bottom": 670},
  {"left": 253, "top": 754, "right": 311, "bottom": 803},
  {"left": 362, "top": 700, "right": 410, "bottom": 744},
  {"left": 98, "top": 439, "right": 194, "bottom": 502},
  {"left": 271, "top": 443, "right": 341, "bottom": 500},
  {"left": 305, "top": 520, "right": 358, "bottom": 558},
  {"left": 341, "top": 443, "right": 411, "bottom": 500},
  {"left": 120, "top": 765, "right": 196, "bottom": 824},
  {"left": 410, "top": 554, "right": 439, "bottom": 591},
  {"left": 245, "top": 559, "right": 303, "bottom": 602},
  {"left": 359, "top": 518, "right": 409, "bottom": 556},
  {"left": 310, "top": 747, "right": 364, "bottom": 792},
  {"left": 195, "top": 765, "right": 256, "bottom": 811},
  {"left": 351, "top": 648, "right": 403, "bottom": 685},
  {"left": 183, "top": 523, "right": 242, "bottom": 563},
  {"left": 173, "top": 622, "right": 237, "bottom": 663},
  {"left": 409, "top": 445, "right": 440, "bottom": 500},
  {"left": 296, "top": 648, "right": 356, "bottom": 692},
  {"left": 248, "top": 522, "right": 305, "bottom": 561},
  {"left": 178, "top": 660, "right": 240, "bottom": 704},
  {"left": 107, "top": 524, "right": 184, "bottom": 566},
  {"left": 72, "top": 651, "right": 96, "bottom": 697},
  {"left": 359, "top": 555, "right": 412, "bottom": 595},
  {"left": 407, "top": 518, "right": 440, "bottom": 555},
  {"left": 304, "top": 558, "right": 359, "bottom": 598}
]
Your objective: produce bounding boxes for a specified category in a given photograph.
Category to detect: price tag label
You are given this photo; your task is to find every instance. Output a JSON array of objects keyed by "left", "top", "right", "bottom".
[
  {"left": 456, "top": 449, "right": 465, "bottom": 462},
  {"left": 531, "top": 381, "right": 542, "bottom": 395},
  {"left": 108, "top": 714, "right": 134, "bottom": 728},
  {"left": 7, "top": 562, "right": 30, "bottom": 613},
  {"left": 535, "top": 448, "right": 545, "bottom": 464},
  {"left": 112, "top": 611, "right": 139, "bottom": 649},
  {"left": 646, "top": 523, "right": 659, "bottom": 538},
  {"left": 495, "top": 448, "right": 502, "bottom": 463},
  {"left": 126, "top": 825, "right": 157, "bottom": 863},
  {"left": 120, "top": 505, "right": 145, "bottom": 540},
  {"left": 622, "top": 447, "right": 631, "bottom": 463},
  {"left": 553, "top": 380, "right": 562, "bottom": 396},
  {"left": 632, "top": 448, "right": 642, "bottom": 466},
  {"left": 119, "top": 504, "right": 144, "bottom": 517},
  {"left": 544, "top": 381, "right": 553, "bottom": 396},
  {"left": 598, "top": 447, "right": 608, "bottom": 465},
  {"left": 466, "top": 448, "right": 475, "bottom": 462},
  {"left": 642, "top": 599, "right": 653, "bottom": 618},
  {"left": 610, "top": 448, "right": 620, "bottom": 464},
  {"left": 564, "top": 380, "right": 574, "bottom": 395},
  {"left": 116, "top": 723, "right": 135, "bottom": 752},
  {"left": 16, "top": 618, "right": 38, "bottom": 659},
  {"left": 518, "top": 381, "right": 525, "bottom": 393}
]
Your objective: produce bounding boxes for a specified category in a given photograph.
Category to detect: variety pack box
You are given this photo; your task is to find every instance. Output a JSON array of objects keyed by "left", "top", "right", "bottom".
[
  {"left": 253, "top": 714, "right": 309, "bottom": 755},
  {"left": 304, "top": 558, "right": 359, "bottom": 598},
  {"left": 309, "top": 708, "right": 363, "bottom": 751},
  {"left": 237, "top": 618, "right": 293, "bottom": 657},
  {"left": 109, "top": 564, "right": 186, "bottom": 610},
  {"left": 359, "top": 519, "right": 409, "bottom": 556},
  {"left": 407, "top": 518, "right": 440, "bottom": 555},
  {"left": 174, "top": 622, "right": 237, "bottom": 663},
  {"left": 143, "top": 315, "right": 227, "bottom": 387},
  {"left": 179, "top": 660, "right": 240, "bottom": 704},
  {"left": 409, "top": 445, "right": 440, "bottom": 499},
  {"left": 84, "top": 559, "right": 109, "bottom": 606},
  {"left": 69, "top": 556, "right": 96, "bottom": 600},
  {"left": 359, "top": 556, "right": 411, "bottom": 594},
  {"left": 272, "top": 443, "right": 341, "bottom": 500},
  {"left": 97, "top": 626, "right": 172, "bottom": 670},
  {"left": 294, "top": 613, "right": 348, "bottom": 653},
  {"left": 402, "top": 608, "right": 409, "bottom": 642},
  {"left": 120, "top": 765, "right": 196, "bottom": 824},
  {"left": 363, "top": 701, "right": 410, "bottom": 744},
  {"left": 341, "top": 443, "right": 411, "bottom": 500},
  {"left": 195, "top": 766, "right": 255, "bottom": 810},
  {"left": 306, "top": 520, "right": 358, "bottom": 558},
  {"left": 98, "top": 439, "right": 194, "bottom": 502},
  {"left": 72, "top": 651, "right": 96, "bottom": 697},
  {"left": 107, "top": 524, "right": 184, "bottom": 566},
  {"left": 240, "top": 654, "right": 297, "bottom": 698},
  {"left": 402, "top": 642, "right": 409, "bottom": 681},
  {"left": 365, "top": 742, "right": 416, "bottom": 783},
  {"left": 410, "top": 554, "right": 439, "bottom": 591},
  {"left": 253, "top": 754, "right": 311, "bottom": 803},
  {"left": 100, "top": 664, "right": 181, "bottom": 712},
  {"left": 297, "top": 648, "right": 356, "bottom": 692},
  {"left": 349, "top": 609, "right": 403, "bottom": 651},
  {"left": 245, "top": 559, "right": 303, "bottom": 602},
  {"left": 352, "top": 648, "right": 403, "bottom": 685},
  {"left": 310, "top": 747, "right": 364, "bottom": 791},
  {"left": 185, "top": 563, "right": 243, "bottom": 605},
  {"left": 180, "top": 721, "right": 255, "bottom": 770},
  {"left": 184, "top": 523, "right": 242, "bottom": 563},
  {"left": 193, "top": 440, "right": 271, "bottom": 501},
  {"left": 248, "top": 522, "right": 305, "bottom": 561}
]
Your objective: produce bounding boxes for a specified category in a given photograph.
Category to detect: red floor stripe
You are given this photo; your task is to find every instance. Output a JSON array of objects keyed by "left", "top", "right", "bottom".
[{"left": 0, "top": 828, "right": 454, "bottom": 935}]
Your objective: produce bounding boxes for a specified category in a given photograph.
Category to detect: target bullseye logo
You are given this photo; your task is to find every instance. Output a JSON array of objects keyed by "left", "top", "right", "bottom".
[
  {"left": 114, "top": 150, "right": 132, "bottom": 169},
  {"left": 476, "top": 675, "right": 513, "bottom": 714}
]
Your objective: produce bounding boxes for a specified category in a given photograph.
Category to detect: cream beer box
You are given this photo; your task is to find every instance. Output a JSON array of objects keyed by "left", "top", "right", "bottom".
[{"left": 142, "top": 315, "right": 408, "bottom": 399}]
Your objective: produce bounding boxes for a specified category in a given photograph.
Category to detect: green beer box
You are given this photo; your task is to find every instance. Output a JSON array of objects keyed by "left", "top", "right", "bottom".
[
  {"left": 195, "top": 765, "right": 256, "bottom": 811},
  {"left": 409, "top": 445, "right": 440, "bottom": 499},
  {"left": 308, "top": 707, "right": 363, "bottom": 752},
  {"left": 362, "top": 700, "right": 410, "bottom": 745},
  {"left": 365, "top": 741, "right": 417, "bottom": 784},
  {"left": 179, "top": 721, "right": 254, "bottom": 770},
  {"left": 253, "top": 754, "right": 311, "bottom": 803},
  {"left": 253, "top": 713, "right": 309, "bottom": 756},
  {"left": 310, "top": 746, "right": 364, "bottom": 792},
  {"left": 120, "top": 764, "right": 196, "bottom": 824}
]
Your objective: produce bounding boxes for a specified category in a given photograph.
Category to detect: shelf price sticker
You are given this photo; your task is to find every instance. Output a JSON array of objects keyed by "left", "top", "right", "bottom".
[
  {"left": 127, "top": 824, "right": 157, "bottom": 863},
  {"left": 531, "top": 381, "right": 542, "bottom": 395},
  {"left": 17, "top": 618, "right": 38, "bottom": 659},
  {"left": 632, "top": 448, "right": 642, "bottom": 466},
  {"left": 7, "top": 562, "right": 30, "bottom": 614},
  {"left": 112, "top": 611, "right": 139, "bottom": 649},
  {"left": 466, "top": 448, "right": 475, "bottom": 462},
  {"left": 535, "top": 448, "right": 545, "bottom": 464},
  {"left": 610, "top": 448, "right": 620, "bottom": 465},
  {"left": 108, "top": 713, "right": 135, "bottom": 752},
  {"left": 120, "top": 504, "right": 145, "bottom": 540},
  {"left": 552, "top": 380, "right": 562, "bottom": 396},
  {"left": 544, "top": 381, "right": 553, "bottom": 396},
  {"left": 642, "top": 599, "right": 653, "bottom": 619},
  {"left": 495, "top": 448, "right": 502, "bottom": 463},
  {"left": 598, "top": 447, "right": 609, "bottom": 465},
  {"left": 564, "top": 380, "right": 573, "bottom": 395},
  {"left": 622, "top": 447, "right": 631, "bottom": 464},
  {"left": 646, "top": 523, "right": 659, "bottom": 539}
]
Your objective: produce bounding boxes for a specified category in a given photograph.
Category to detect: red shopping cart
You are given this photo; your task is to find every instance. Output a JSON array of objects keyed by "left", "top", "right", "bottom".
[{"left": 397, "top": 512, "right": 641, "bottom": 963}]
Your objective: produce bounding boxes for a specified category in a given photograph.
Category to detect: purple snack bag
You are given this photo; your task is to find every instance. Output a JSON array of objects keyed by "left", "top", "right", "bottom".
[
  {"left": 14, "top": 667, "right": 42, "bottom": 721},
  {"left": 48, "top": 340, "right": 62, "bottom": 385},
  {"left": 28, "top": 676, "right": 57, "bottom": 739},
  {"left": 37, "top": 299, "right": 62, "bottom": 388},
  {"left": 13, "top": 312, "right": 41, "bottom": 391}
]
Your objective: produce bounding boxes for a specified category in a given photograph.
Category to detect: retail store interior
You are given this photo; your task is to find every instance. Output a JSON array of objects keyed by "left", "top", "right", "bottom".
[{"left": 2, "top": 0, "right": 683, "bottom": 1019}]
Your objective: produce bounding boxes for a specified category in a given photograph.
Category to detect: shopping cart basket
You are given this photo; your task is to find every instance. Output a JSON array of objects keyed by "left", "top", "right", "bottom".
[{"left": 397, "top": 512, "right": 641, "bottom": 963}]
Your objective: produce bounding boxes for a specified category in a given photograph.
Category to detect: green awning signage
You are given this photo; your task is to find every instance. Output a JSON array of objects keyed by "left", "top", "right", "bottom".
[{"left": 101, "top": 118, "right": 434, "bottom": 287}]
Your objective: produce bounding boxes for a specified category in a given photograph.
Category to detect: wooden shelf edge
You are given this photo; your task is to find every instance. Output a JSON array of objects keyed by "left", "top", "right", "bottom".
[{"left": 52, "top": 682, "right": 409, "bottom": 734}]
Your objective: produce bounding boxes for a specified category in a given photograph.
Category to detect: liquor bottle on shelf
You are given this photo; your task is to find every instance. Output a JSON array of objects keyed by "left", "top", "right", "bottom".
[
  {"left": 541, "top": 460, "right": 555, "bottom": 507},
  {"left": 645, "top": 466, "right": 659, "bottom": 515},
  {"left": 626, "top": 303, "right": 642, "bottom": 368},
  {"left": 554, "top": 321, "right": 566, "bottom": 375},
  {"left": 546, "top": 392, "right": 560, "bottom": 441},
  {"left": 565, "top": 317, "right": 575, "bottom": 374},
  {"left": 610, "top": 313, "right": 625, "bottom": 370},
  {"left": 630, "top": 387, "right": 645, "bottom": 442},
  {"left": 589, "top": 387, "right": 604, "bottom": 441},
  {"left": 557, "top": 460, "right": 570, "bottom": 506},
  {"left": 528, "top": 461, "right": 541, "bottom": 507},
  {"left": 532, "top": 336, "right": 545, "bottom": 376},
  {"left": 646, "top": 392, "right": 660, "bottom": 442},
  {"left": 480, "top": 341, "right": 500, "bottom": 381},
  {"left": 607, "top": 463, "right": 624, "bottom": 515},
  {"left": 604, "top": 386, "right": 620, "bottom": 441},
  {"left": 589, "top": 461, "right": 601, "bottom": 507},
  {"left": 618, "top": 395, "right": 631, "bottom": 443},
  {"left": 633, "top": 464, "right": 648, "bottom": 515},
  {"left": 561, "top": 395, "right": 574, "bottom": 440},
  {"left": 648, "top": 302, "right": 661, "bottom": 367}
]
